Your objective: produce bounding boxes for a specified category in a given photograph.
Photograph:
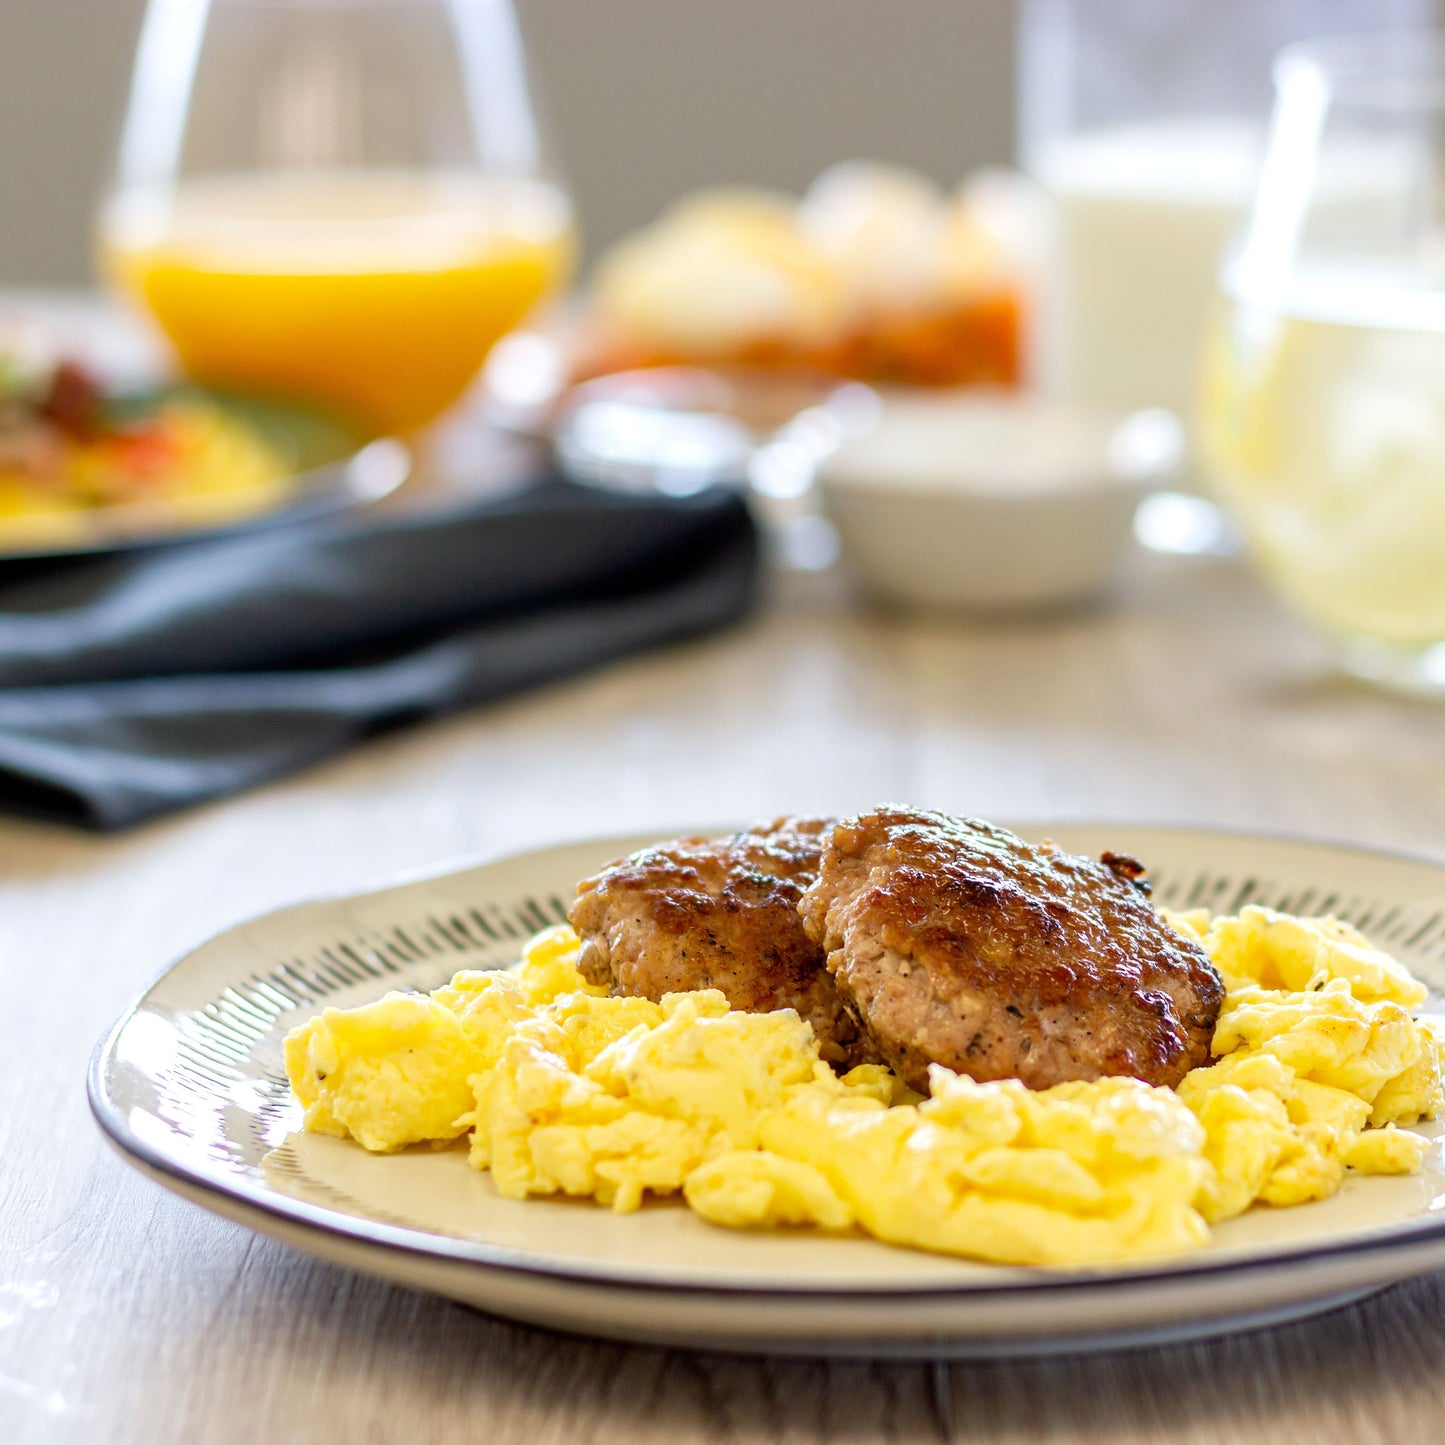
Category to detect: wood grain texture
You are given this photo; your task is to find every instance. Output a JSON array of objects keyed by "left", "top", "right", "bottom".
[{"left": 3, "top": 348, "right": 1445, "bottom": 1441}]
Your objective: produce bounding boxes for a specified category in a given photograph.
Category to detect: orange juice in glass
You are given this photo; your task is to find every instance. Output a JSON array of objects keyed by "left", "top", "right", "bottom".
[
  {"left": 102, "top": 173, "right": 573, "bottom": 436},
  {"left": 106, "top": 0, "right": 570, "bottom": 437}
]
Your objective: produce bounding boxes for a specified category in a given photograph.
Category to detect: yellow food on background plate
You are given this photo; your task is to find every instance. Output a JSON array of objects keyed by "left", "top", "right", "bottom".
[
  {"left": 0, "top": 337, "right": 294, "bottom": 542},
  {"left": 284, "top": 910, "right": 1443, "bottom": 1268}
]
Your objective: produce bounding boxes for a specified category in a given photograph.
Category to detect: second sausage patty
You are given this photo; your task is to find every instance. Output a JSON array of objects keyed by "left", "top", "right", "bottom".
[{"left": 798, "top": 807, "right": 1224, "bottom": 1092}]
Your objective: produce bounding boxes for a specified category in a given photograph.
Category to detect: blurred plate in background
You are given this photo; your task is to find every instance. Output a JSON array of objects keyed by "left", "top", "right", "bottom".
[
  {"left": 0, "top": 389, "right": 409, "bottom": 560},
  {"left": 0, "top": 390, "right": 410, "bottom": 563}
]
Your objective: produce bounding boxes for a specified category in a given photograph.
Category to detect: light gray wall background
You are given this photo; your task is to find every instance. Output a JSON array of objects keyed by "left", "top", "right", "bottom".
[{"left": 0, "top": 0, "right": 1018, "bottom": 287}]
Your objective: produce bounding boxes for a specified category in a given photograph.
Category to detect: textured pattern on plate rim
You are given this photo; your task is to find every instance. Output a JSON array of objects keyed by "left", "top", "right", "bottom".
[
  {"left": 128, "top": 866, "right": 1445, "bottom": 1199},
  {"left": 149, "top": 891, "right": 571, "bottom": 1176}
]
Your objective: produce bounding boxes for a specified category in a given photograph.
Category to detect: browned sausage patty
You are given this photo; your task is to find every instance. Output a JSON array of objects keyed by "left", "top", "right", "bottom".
[
  {"left": 798, "top": 807, "right": 1223, "bottom": 1092},
  {"left": 568, "top": 816, "right": 879, "bottom": 1067}
]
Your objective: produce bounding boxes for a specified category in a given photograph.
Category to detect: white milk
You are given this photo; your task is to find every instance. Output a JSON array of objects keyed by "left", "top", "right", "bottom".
[{"left": 1031, "top": 118, "right": 1260, "bottom": 424}]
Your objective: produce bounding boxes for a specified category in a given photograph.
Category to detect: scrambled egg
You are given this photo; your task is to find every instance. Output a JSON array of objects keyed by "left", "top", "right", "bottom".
[
  {"left": 1162, "top": 906, "right": 1439, "bottom": 1223},
  {"left": 284, "top": 908, "right": 1443, "bottom": 1267}
]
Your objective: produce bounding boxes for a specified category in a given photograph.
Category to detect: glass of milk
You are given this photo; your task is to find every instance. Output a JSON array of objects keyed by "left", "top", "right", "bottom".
[
  {"left": 1199, "top": 33, "right": 1445, "bottom": 694},
  {"left": 1019, "top": 0, "right": 1428, "bottom": 435}
]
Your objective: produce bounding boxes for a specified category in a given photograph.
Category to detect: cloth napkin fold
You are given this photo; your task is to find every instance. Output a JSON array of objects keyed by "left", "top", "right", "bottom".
[{"left": 0, "top": 474, "right": 759, "bottom": 829}]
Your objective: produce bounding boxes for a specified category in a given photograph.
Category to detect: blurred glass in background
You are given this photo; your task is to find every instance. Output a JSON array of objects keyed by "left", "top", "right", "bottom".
[
  {"left": 100, "top": 0, "right": 574, "bottom": 437},
  {"left": 1200, "top": 34, "right": 1445, "bottom": 694},
  {"left": 1019, "top": 0, "right": 1430, "bottom": 435}
]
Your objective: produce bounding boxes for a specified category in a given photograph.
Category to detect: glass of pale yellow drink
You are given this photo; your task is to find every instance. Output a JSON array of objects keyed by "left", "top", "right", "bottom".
[
  {"left": 100, "top": 0, "right": 574, "bottom": 439},
  {"left": 1200, "top": 34, "right": 1445, "bottom": 695}
]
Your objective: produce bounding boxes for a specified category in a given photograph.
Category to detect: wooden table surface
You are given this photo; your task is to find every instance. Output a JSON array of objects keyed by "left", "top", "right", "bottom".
[{"left": 4, "top": 312, "right": 1445, "bottom": 1440}]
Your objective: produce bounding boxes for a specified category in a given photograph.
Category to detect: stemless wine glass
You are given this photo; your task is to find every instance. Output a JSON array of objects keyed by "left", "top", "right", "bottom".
[
  {"left": 1200, "top": 34, "right": 1445, "bottom": 694},
  {"left": 99, "top": 0, "right": 574, "bottom": 438}
]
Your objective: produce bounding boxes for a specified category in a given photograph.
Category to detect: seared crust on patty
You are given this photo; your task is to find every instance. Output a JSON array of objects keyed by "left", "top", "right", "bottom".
[
  {"left": 568, "top": 816, "right": 879, "bottom": 1067},
  {"left": 799, "top": 807, "right": 1224, "bottom": 1092}
]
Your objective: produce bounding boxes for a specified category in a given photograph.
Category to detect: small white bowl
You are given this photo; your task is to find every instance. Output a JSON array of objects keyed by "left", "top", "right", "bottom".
[{"left": 817, "top": 393, "right": 1182, "bottom": 612}]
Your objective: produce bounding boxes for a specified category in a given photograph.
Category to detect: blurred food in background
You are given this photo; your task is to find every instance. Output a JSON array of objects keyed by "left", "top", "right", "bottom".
[
  {"left": 565, "top": 162, "right": 1036, "bottom": 390},
  {"left": 0, "top": 316, "right": 406, "bottom": 554},
  {"left": 0, "top": 324, "right": 289, "bottom": 538}
]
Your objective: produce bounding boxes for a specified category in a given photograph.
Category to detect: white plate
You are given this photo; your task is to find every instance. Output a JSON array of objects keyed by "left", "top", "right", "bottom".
[{"left": 89, "top": 824, "right": 1445, "bottom": 1358}]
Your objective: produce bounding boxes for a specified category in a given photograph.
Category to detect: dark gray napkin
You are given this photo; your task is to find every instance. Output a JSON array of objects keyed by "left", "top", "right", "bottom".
[{"left": 0, "top": 475, "right": 758, "bottom": 829}]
